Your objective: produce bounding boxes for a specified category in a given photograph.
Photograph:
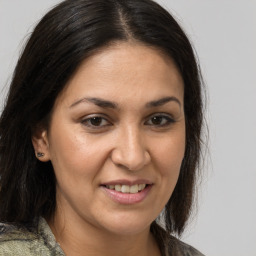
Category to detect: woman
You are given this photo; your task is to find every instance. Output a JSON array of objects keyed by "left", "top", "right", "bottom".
[{"left": 0, "top": 0, "right": 205, "bottom": 255}]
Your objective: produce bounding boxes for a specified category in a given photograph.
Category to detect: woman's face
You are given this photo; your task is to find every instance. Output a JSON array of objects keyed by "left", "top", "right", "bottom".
[{"left": 36, "top": 42, "right": 185, "bottom": 235}]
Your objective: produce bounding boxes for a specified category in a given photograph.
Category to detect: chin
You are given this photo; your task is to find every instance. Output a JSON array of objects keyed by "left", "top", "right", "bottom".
[
  {"left": 105, "top": 223, "right": 150, "bottom": 236},
  {"left": 97, "top": 211, "right": 154, "bottom": 236}
]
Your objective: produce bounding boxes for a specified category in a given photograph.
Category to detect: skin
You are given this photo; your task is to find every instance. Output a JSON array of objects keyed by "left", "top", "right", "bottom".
[{"left": 32, "top": 42, "right": 185, "bottom": 256}]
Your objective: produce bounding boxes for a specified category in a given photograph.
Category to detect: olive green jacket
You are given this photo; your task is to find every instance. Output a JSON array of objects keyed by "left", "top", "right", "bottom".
[{"left": 0, "top": 218, "right": 205, "bottom": 256}]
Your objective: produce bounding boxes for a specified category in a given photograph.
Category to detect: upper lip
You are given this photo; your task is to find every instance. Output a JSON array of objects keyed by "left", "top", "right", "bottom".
[{"left": 101, "top": 179, "right": 153, "bottom": 186}]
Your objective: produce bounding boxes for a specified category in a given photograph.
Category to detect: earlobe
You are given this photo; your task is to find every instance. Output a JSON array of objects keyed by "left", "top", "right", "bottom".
[{"left": 31, "top": 129, "right": 51, "bottom": 162}]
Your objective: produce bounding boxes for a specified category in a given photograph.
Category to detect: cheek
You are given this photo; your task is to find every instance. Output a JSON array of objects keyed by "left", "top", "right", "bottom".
[
  {"left": 48, "top": 124, "right": 109, "bottom": 183},
  {"left": 152, "top": 131, "right": 185, "bottom": 195},
  {"left": 154, "top": 135, "right": 185, "bottom": 171}
]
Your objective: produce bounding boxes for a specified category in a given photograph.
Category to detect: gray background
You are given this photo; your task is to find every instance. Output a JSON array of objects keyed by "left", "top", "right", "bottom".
[{"left": 1, "top": 1, "right": 256, "bottom": 255}]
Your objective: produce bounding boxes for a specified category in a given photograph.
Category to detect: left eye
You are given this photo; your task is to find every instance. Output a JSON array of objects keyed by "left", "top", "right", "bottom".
[
  {"left": 82, "top": 116, "right": 110, "bottom": 128},
  {"left": 145, "top": 115, "right": 174, "bottom": 126}
]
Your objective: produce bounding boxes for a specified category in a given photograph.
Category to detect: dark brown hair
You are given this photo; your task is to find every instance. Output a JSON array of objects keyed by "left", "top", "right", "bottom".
[{"left": 0, "top": 0, "right": 204, "bottom": 241}]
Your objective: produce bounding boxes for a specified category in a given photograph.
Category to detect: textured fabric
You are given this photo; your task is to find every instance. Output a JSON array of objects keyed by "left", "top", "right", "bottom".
[
  {"left": 0, "top": 218, "right": 64, "bottom": 256},
  {"left": 0, "top": 218, "right": 204, "bottom": 256},
  {"left": 166, "top": 238, "right": 205, "bottom": 256}
]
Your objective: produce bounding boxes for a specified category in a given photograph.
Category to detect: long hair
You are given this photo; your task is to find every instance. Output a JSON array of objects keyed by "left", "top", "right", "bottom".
[{"left": 0, "top": 0, "right": 204, "bottom": 238}]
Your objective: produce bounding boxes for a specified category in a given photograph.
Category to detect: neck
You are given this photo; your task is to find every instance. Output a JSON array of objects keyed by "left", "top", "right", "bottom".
[{"left": 47, "top": 210, "right": 160, "bottom": 256}]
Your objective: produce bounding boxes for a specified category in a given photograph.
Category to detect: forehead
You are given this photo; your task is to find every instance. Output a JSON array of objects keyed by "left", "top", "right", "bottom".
[{"left": 56, "top": 42, "right": 184, "bottom": 107}]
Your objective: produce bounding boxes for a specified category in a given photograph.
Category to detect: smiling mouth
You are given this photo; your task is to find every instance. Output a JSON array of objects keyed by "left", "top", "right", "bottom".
[
  {"left": 102, "top": 184, "right": 148, "bottom": 194},
  {"left": 101, "top": 183, "right": 152, "bottom": 204}
]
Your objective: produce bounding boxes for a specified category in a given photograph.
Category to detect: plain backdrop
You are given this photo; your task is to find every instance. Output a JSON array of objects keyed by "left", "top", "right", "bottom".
[{"left": 0, "top": 1, "right": 256, "bottom": 255}]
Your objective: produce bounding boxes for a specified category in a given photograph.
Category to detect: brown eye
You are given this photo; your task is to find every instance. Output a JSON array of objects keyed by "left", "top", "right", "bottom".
[
  {"left": 90, "top": 117, "right": 104, "bottom": 126},
  {"left": 151, "top": 116, "right": 164, "bottom": 125},
  {"left": 145, "top": 114, "right": 175, "bottom": 127},
  {"left": 81, "top": 116, "right": 110, "bottom": 128}
]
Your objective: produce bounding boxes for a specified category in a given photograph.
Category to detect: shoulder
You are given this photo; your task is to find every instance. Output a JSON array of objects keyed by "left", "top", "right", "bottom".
[
  {"left": 0, "top": 221, "right": 37, "bottom": 241},
  {"left": 151, "top": 222, "right": 205, "bottom": 256},
  {"left": 0, "top": 222, "right": 37, "bottom": 255},
  {"left": 167, "top": 236, "right": 205, "bottom": 256},
  {"left": 0, "top": 219, "right": 64, "bottom": 256},
  {"left": 175, "top": 239, "right": 205, "bottom": 256}
]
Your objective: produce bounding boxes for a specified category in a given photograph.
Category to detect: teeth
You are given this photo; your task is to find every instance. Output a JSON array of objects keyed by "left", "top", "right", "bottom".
[
  {"left": 121, "top": 185, "right": 130, "bottom": 193},
  {"left": 106, "top": 184, "right": 147, "bottom": 193},
  {"left": 138, "top": 184, "right": 146, "bottom": 190},
  {"left": 130, "top": 184, "right": 139, "bottom": 193},
  {"left": 114, "top": 185, "right": 122, "bottom": 192}
]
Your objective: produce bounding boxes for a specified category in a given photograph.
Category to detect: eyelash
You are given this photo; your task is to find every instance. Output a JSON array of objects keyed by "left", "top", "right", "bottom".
[
  {"left": 81, "top": 113, "right": 175, "bottom": 130},
  {"left": 145, "top": 114, "right": 175, "bottom": 127}
]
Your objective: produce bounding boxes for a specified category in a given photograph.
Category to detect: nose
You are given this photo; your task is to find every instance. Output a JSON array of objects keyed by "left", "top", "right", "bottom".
[{"left": 111, "top": 126, "right": 151, "bottom": 171}]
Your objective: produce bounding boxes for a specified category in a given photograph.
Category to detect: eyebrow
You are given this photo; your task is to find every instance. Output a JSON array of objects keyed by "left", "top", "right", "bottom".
[
  {"left": 69, "top": 96, "right": 181, "bottom": 109},
  {"left": 70, "top": 97, "right": 117, "bottom": 109},
  {"left": 145, "top": 96, "right": 181, "bottom": 108}
]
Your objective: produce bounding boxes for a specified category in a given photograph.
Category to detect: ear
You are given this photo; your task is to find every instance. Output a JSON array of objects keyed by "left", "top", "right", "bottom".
[{"left": 31, "top": 127, "right": 51, "bottom": 162}]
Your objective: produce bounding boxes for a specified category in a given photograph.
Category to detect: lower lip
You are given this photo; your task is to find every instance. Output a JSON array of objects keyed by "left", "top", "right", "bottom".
[{"left": 101, "top": 185, "right": 152, "bottom": 205}]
